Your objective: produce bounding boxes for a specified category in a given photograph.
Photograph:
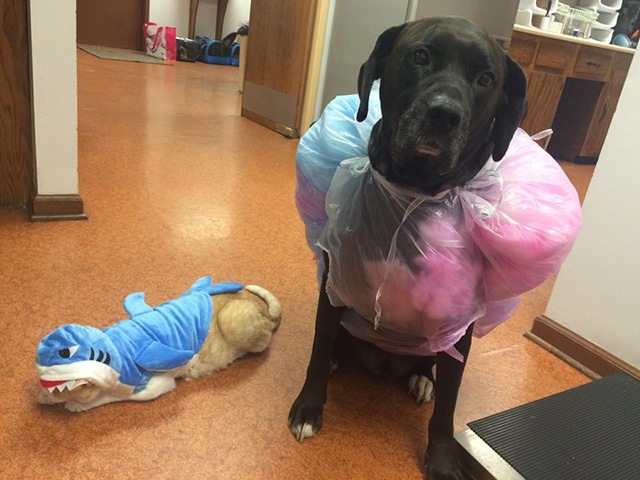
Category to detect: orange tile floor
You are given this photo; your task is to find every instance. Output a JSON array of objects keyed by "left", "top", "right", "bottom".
[{"left": 0, "top": 51, "right": 594, "bottom": 479}]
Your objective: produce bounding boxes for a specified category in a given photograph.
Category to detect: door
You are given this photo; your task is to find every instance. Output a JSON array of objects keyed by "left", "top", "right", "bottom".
[
  {"left": 77, "top": 0, "right": 149, "bottom": 51},
  {"left": 241, "top": 0, "right": 317, "bottom": 138},
  {"left": 0, "top": 0, "right": 34, "bottom": 207}
]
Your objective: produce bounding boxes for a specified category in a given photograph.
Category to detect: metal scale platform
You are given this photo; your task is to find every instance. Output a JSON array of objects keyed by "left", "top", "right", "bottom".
[{"left": 454, "top": 373, "right": 640, "bottom": 480}]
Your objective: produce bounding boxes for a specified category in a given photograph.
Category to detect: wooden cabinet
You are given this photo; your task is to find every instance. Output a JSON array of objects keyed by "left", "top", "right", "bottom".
[
  {"left": 509, "top": 34, "right": 538, "bottom": 68},
  {"left": 521, "top": 72, "right": 566, "bottom": 136},
  {"left": 535, "top": 40, "right": 577, "bottom": 73},
  {"left": 510, "top": 28, "right": 634, "bottom": 163},
  {"left": 581, "top": 54, "right": 633, "bottom": 157},
  {"left": 573, "top": 46, "right": 613, "bottom": 82}
]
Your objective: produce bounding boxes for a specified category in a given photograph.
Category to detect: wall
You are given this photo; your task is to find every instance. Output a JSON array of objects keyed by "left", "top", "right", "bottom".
[
  {"left": 222, "top": 0, "right": 251, "bottom": 37},
  {"left": 545, "top": 50, "right": 640, "bottom": 369},
  {"left": 29, "top": 0, "right": 79, "bottom": 196},
  {"left": 149, "top": 0, "right": 250, "bottom": 39},
  {"left": 149, "top": 0, "right": 190, "bottom": 37}
]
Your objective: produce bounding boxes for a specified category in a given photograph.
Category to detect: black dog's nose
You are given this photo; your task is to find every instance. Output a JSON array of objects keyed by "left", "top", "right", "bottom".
[{"left": 426, "top": 101, "right": 462, "bottom": 130}]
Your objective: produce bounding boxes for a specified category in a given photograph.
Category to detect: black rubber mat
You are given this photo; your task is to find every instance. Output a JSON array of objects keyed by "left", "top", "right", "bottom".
[{"left": 468, "top": 373, "right": 640, "bottom": 480}]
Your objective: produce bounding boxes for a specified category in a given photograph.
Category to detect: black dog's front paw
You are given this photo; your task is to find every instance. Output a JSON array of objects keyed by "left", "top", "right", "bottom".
[
  {"left": 424, "top": 442, "right": 464, "bottom": 480},
  {"left": 288, "top": 390, "right": 325, "bottom": 442}
]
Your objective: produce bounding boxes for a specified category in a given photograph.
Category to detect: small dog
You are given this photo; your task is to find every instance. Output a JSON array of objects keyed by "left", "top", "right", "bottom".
[
  {"left": 289, "top": 17, "right": 527, "bottom": 480},
  {"left": 37, "top": 282, "right": 281, "bottom": 412}
]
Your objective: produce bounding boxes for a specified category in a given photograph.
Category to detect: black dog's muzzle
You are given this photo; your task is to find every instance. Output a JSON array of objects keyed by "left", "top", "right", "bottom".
[{"left": 392, "top": 87, "right": 471, "bottom": 178}]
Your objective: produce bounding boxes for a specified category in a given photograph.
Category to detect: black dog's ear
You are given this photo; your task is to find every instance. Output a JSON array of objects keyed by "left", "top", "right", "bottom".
[
  {"left": 491, "top": 55, "right": 527, "bottom": 160},
  {"left": 357, "top": 24, "right": 407, "bottom": 122}
]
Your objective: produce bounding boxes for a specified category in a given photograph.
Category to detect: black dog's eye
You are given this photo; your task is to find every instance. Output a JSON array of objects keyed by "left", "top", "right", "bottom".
[
  {"left": 477, "top": 72, "right": 495, "bottom": 87},
  {"left": 413, "top": 49, "right": 430, "bottom": 66}
]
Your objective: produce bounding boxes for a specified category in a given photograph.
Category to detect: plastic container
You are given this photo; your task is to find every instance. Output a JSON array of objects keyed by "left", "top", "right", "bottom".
[
  {"left": 578, "top": 0, "right": 623, "bottom": 14},
  {"left": 515, "top": 9, "right": 534, "bottom": 27},
  {"left": 519, "top": 0, "right": 559, "bottom": 15},
  {"left": 533, "top": 14, "right": 553, "bottom": 30},
  {"left": 590, "top": 26, "right": 614, "bottom": 42},
  {"left": 593, "top": 10, "right": 619, "bottom": 28}
]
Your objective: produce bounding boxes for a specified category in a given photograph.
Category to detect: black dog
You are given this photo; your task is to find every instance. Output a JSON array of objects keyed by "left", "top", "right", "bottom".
[{"left": 289, "top": 17, "right": 526, "bottom": 480}]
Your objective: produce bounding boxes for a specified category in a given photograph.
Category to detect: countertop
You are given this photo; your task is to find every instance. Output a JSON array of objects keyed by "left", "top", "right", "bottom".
[{"left": 513, "top": 24, "right": 635, "bottom": 54}]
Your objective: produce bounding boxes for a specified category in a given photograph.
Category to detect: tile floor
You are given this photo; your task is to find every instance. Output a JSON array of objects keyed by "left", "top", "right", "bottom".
[{"left": 0, "top": 51, "right": 595, "bottom": 479}]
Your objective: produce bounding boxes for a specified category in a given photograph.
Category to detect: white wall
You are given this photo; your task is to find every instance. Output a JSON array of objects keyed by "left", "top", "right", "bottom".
[
  {"left": 221, "top": 0, "right": 251, "bottom": 37},
  {"left": 545, "top": 51, "right": 640, "bottom": 368},
  {"left": 29, "top": 0, "right": 78, "bottom": 196},
  {"left": 149, "top": 0, "right": 190, "bottom": 38},
  {"left": 149, "top": 0, "right": 250, "bottom": 39}
]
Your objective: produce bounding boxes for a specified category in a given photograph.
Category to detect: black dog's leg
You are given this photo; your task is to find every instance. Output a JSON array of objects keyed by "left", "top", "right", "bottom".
[
  {"left": 425, "top": 324, "right": 473, "bottom": 480},
  {"left": 289, "top": 252, "right": 345, "bottom": 442}
]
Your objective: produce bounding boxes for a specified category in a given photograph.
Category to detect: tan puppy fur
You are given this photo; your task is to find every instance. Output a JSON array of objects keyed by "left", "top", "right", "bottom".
[
  {"left": 38, "top": 285, "right": 281, "bottom": 411},
  {"left": 186, "top": 285, "right": 282, "bottom": 379}
]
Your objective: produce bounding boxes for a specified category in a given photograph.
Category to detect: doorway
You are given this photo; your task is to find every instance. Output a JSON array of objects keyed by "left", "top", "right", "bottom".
[{"left": 77, "top": 0, "right": 149, "bottom": 50}]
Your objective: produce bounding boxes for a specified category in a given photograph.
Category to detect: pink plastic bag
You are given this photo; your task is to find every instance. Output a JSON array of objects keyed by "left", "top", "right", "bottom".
[
  {"left": 460, "top": 129, "right": 583, "bottom": 302},
  {"left": 143, "top": 22, "right": 177, "bottom": 62},
  {"left": 317, "top": 131, "right": 582, "bottom": 359}
]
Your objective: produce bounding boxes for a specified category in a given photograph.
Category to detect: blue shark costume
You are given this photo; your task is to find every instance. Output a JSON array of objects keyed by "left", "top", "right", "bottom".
[{"left": 36, "top": 276, "right": 243, "bottom": 394}]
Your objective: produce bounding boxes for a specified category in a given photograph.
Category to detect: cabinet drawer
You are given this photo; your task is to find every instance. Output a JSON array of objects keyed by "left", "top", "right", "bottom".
[
  {"left": 509, "top": 35, "right": 537, "bottom": 68},
  {"left": 535, "top": 39, "right": 577, "bottom": 73},
  {"left": 573, "top": 47, "right": 613, "bottom": 81}
]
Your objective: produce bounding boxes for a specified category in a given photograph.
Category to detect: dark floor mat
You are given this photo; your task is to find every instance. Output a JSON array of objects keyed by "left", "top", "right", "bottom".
[
  {"left": 78, "top": 45, "right": 170, "bottom": 65},
  {"left": 468, "top": 372, "right": 640, "bottom": 480}
]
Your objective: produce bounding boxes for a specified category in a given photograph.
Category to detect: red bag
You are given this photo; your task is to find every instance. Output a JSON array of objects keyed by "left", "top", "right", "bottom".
[{"left": 143, "top": 22, "right": 176, "bottom": 62}]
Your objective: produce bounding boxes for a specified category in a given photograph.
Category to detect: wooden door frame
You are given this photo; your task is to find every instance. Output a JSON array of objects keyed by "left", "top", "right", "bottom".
[{"left": 0, "top": 0, "right": 35, "bottom": 209}]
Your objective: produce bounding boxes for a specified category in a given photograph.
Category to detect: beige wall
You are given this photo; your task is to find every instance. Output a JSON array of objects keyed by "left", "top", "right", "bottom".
[
  {"left": 545, "top": 51, "right": 640, "bottom": 368},
  {"left": 29, "top": 0, "right": 78, "bottom": 195}
]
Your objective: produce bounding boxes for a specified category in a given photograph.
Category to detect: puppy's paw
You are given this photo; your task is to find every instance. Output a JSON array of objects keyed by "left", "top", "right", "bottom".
[
  {"left": 64, "top": 401, "right": 91, "bottom": 413},
  {"left": 288, "top": 394, "right": 324, "bottom": 442},
  {"left": 37, "top": 391, "right": 55, "bottom": 405},
  {"left": 408, "top": 374, "right": 434, "bottom": 404}
]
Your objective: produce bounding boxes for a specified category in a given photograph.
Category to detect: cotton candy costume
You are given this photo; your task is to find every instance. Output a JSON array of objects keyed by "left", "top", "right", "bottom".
[{"left": 295, "top": 89, "right": 582, "bottom": 360}]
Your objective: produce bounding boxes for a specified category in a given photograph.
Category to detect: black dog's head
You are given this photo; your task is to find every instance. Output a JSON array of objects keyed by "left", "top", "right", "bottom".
[{"left": 357, "top": 17, "right": 527, "bottom": 195}]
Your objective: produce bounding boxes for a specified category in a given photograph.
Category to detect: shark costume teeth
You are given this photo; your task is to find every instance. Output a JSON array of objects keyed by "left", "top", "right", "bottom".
[
  {"left": 41, "top": 379, "right": 89, "bottom": 393},
  {"left": 37, "top": 359, "right": 121, "bottom": 391}
]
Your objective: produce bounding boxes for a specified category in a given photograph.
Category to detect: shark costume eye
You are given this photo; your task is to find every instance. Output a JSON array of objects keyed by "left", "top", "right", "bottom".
[{"left": 58, "top": 345, "right": 79, "bottom": 359}]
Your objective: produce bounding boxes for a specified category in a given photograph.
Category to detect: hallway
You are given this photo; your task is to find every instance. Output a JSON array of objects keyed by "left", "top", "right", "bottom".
[{"left": 0, "top": 51, "right": 591, "bottom": 479}]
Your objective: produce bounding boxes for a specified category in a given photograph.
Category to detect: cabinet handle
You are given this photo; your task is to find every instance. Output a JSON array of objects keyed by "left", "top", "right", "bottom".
[
  {"left": 599, "top": 102, "right": 608, "bottom": 123},
  {"left": 586, "top": 60, "right": 602, "bottom": 68}
]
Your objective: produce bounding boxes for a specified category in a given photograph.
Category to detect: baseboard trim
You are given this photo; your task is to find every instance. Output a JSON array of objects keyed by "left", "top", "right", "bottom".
[
  {"left": 30, "top": 194, "right": 88, "bottom": 222},
  {"left": 241, "top": 108, "right": 299, "bottom": 139},
  {"left": 526, "top": 315, "right": 639, "bottom": 380}
]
